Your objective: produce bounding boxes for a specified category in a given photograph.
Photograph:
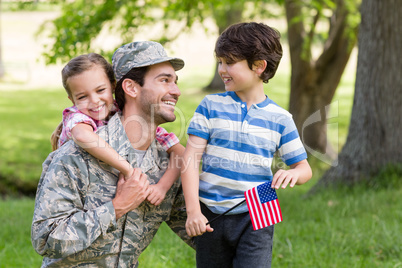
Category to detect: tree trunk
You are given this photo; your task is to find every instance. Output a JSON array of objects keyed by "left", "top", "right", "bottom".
[
  {"left": 204, "top": 6, "right": 243, "bottom": 91},
  {"left": 285, "top": 0, "right": 356, "bottom": 158},
  {"left": 289, "top": 59, "right": 352, "bottom": 161},
  {"left": 311, "top": 0, "right": 402, "bottom": 191}
]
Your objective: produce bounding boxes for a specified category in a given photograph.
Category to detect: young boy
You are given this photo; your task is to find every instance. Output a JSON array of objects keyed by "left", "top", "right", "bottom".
[{"left": 181, "top": 22, "right": 312, "bottom": 267}]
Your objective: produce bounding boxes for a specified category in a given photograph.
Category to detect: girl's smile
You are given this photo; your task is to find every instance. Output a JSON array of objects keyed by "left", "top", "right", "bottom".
[{"left": 67, "top": 66, "right": 114, "bottom": 121}]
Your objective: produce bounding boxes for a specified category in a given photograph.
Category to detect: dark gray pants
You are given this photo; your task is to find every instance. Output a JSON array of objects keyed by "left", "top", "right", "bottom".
[{"left": 195, "top": 202, "right": 274, "bottom": 268}]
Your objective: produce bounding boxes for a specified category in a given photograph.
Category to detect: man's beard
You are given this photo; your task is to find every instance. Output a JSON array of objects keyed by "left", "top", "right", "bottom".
[{"left": 146, "top": 103, "right": 176, "bottom": 126}]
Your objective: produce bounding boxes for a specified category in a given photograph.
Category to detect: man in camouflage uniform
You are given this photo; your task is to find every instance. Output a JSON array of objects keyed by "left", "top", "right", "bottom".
[{"left": 31, "top": 41, "right": 192, "bottom": 267}]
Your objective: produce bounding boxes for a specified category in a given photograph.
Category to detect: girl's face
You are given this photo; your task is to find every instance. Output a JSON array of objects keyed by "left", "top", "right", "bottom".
[
  {"left": 217, "top": 58, "right": 259, "bottom": 94},
  {"left": 68, "top": 66, "right": 114, "bottom": 121}
]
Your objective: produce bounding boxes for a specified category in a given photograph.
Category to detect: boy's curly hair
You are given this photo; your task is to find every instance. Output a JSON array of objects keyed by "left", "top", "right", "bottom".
[{"left": 215, "top": 22, "right": 283, "bottom": 83}]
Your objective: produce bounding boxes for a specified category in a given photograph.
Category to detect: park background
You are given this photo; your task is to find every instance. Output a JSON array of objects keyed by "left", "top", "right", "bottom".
[{"left": 0, "top": 1, "right": 401, "bottom": 267}]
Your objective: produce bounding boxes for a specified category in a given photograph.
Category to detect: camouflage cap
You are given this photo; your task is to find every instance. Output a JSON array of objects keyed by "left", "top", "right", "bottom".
[{"left": 112, "top": 41, "right": 185, "bottom": 82}]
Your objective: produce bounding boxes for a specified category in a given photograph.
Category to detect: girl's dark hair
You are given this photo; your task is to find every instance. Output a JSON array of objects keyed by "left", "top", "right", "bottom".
[
  {"left": 61, "top": 53, "right": 116, "bottom": 98},
  {"left": 215, "top": 22, "right": 283, "bottom": 83},
  {"left": 115, "top": 66, "right": 149, "bottom": 111}
]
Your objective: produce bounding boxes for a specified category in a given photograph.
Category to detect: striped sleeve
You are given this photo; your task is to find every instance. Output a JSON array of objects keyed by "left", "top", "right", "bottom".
[
  {"left": 277, "top": 116, "right": 307, "bottom": 165},
  {"left": 187, "top": 97, "right": 211, "bottom": 140}
]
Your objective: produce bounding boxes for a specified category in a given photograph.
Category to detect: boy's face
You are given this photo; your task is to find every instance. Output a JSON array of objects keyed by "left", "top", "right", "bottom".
[
  {"left": 68, "top": 66, "right": 115, "bottom": 121},
  {"left": 217, "top": 58, "right": 261, "bottom": 95}
]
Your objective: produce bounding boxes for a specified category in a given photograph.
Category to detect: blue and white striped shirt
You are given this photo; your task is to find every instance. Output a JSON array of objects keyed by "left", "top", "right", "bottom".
[{"left": 187, "top": 91, "right": 307, "bottom": 214}]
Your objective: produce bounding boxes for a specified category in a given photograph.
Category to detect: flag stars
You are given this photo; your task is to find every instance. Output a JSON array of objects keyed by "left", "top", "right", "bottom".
[{"left": 257, "top": 183, "right": 278, "bottom": 203}]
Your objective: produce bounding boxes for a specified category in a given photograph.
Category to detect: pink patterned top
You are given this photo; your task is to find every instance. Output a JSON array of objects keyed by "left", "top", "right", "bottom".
[{"left": 58, "top": 102, "right": 179, "bottom": 151}]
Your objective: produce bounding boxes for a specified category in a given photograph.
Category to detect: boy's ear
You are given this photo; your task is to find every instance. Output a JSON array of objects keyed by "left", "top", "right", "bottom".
[
  {"left": 253, "top": 60, "right": 267, "bottom": 75},
  {"left": 122, "top": 78, "right": 139, "bottom": 98}
]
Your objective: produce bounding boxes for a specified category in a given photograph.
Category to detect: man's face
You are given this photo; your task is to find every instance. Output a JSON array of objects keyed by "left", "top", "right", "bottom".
[{"left": 138, "top": 62, "right": 181, "bottom": 125}]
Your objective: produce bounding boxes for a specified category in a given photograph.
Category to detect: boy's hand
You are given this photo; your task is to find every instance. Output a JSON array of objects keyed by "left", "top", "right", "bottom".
[
  {"left": 185, "top": 212, "right": 214, "bottom": 237},
  {"left": 271, "top": 169, "right": 299, "bottom": 189},
  {"left": 147, "top": 184, "right": 167, "bottom": 206}
]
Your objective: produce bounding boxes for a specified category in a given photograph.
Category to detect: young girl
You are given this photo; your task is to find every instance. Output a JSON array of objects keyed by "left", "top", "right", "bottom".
[{"left": 51, "top": 53, "right": 184, "bottom": 206}]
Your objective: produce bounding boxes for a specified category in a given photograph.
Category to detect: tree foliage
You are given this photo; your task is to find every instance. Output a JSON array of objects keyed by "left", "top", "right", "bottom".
[{"left": 37, "top": 0, "right": 276, "bottom": 64}]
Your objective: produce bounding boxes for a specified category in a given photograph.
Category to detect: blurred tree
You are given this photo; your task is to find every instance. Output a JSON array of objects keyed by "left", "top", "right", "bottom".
[
  {"left": 0, "top": 0, "right": 5, "bottom": 79},
  {"left": 37, "top": 0, "right": 263, "bottom": 65},
  {"left": 38, "top": 0, "right": 360, "bottom": 157},
  {"left": 203, "top": 1, "right": 243, "bottom": 90},
  {"left": 283, "top": 0, "right": 359, "bottom": 159},
  {"left": 311, "top": 0, "right": 402, "bottom": 191}
]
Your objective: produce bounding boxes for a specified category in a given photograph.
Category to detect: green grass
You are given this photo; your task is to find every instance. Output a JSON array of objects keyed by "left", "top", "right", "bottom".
[
  {"left": 2, "top": 180, "right": 401, "bottom": 267},
  {"left": 138, "top": 223, "right": 196, "bottom": 267},
  {"left": 274, "top": 179, "right": 402, "bottom": 268},
  {"left": 0, "top": 198, "right": 40, "bottom": 267},
  {"left": 0, "top": 89, "right": 70, "bottom": 185}
]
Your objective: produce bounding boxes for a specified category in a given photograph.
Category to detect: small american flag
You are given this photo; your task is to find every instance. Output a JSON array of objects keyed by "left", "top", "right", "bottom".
[{"left": 244, "top": 182, "right": 283, "bottom": 230}]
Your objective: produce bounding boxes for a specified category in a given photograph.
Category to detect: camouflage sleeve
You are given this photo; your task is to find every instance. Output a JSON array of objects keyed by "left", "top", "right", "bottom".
[
  {"left": 165, "top": 185, "right": 195, "bottom": 249},
  {"left": 31, "top": 151, "right": 117, "bottom": 259}
]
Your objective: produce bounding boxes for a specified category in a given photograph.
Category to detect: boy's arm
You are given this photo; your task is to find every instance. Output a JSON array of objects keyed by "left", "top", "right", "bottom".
[
  {"left": 181, "top": 135, "right": 213, "bottom": 236},
  {"left": 71, "top": 123, "right": 133, "bottom": 177},
  {"left": 147, "top": 143, "right": 185, "bottom": 205},
  {"left": 271, "top": 159, "right": 312, "bottom": 189}
]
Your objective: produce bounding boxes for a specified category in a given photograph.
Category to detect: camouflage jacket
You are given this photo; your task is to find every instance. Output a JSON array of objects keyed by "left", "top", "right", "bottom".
[{"left": 31, "top": 113, "right": 191, "bottom": 267}]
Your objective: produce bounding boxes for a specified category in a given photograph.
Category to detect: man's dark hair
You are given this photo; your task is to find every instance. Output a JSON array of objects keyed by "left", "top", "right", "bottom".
[
  {"left": 115, "top": 66, "right": 149, "bottom": 111},
  {"left": 215, "top": 22, "right": 283, "bottom": 83}
]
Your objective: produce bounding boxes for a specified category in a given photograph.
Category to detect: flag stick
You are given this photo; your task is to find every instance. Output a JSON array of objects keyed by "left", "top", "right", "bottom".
[{"left": 206, "top": 199, "right": 246, "bottom": 225}]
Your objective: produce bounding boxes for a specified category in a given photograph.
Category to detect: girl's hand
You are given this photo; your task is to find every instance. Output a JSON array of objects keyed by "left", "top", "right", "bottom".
[{"left": 147, "top": 184, "right": 167, "bottom": 206}]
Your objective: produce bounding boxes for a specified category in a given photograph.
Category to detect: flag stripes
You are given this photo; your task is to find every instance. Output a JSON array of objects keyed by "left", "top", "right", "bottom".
[{"left": 245, "top": 182, "right": 282, "bottom": 230}]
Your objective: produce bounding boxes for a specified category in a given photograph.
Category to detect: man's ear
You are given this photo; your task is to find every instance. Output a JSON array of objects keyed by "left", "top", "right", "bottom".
[
  {"left": 122, "top": 78, "right": 139, "bottom": 98},
  {"left": 253, "top": 60, "right": 267, "bottom": 75}
]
